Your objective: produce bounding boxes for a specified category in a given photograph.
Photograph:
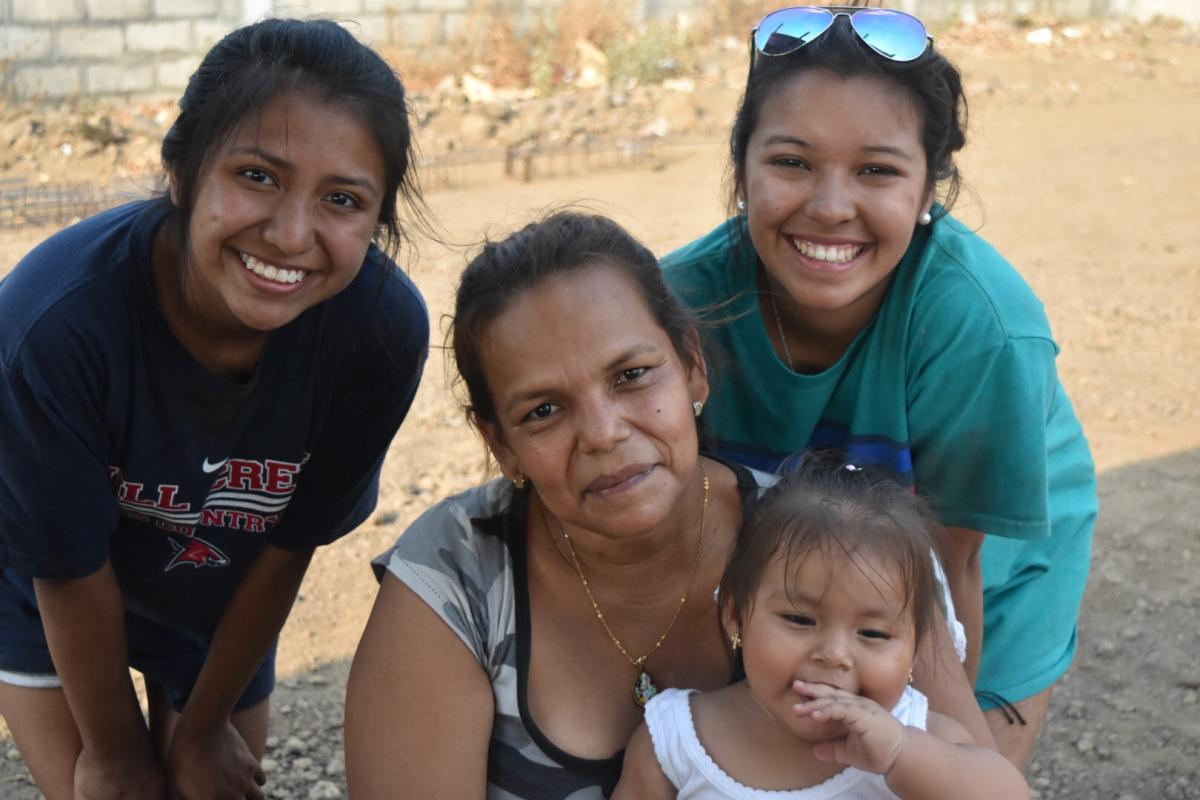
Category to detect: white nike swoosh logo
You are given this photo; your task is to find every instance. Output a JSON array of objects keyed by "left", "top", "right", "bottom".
[{"left": 202, "top": 457, "right": 228, "bottom": 474}]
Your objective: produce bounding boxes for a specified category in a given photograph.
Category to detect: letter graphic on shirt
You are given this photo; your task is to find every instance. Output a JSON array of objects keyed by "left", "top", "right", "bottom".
[
  {"left": 110, "top": 454, "right": 307, "bottom": 541},
  {"left": 114, "top": 477, "right": 195, "bottom": 523},
  {"left": 117, "top": 481, "right": 156, "bottom": 508},
  {"left": 225, "top": 459, "right": 265, "bottom": 491},
  {"left": 155, "top": 485, "right": 190, "bottom": 512},
  {"left": 264, "top": 460, "right": 301, "bottom": 494},
  {"left": 200, "top": 455, "right": 306, "bottom": 531}
]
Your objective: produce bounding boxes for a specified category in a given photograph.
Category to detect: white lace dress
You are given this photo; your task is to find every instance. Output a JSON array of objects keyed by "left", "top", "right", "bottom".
[{"left": 644, "top": 687, "right": 929, "bottom": 799}]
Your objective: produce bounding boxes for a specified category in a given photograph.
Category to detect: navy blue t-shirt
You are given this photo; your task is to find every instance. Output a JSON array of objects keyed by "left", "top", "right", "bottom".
[{"left": 0, "top": 200, "right": 428, "bottom": 638}]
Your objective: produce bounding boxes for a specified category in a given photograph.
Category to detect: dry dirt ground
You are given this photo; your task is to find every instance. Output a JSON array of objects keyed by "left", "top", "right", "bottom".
[{"left": 1, "top": 19, "right": 1198, "bottom": 800}]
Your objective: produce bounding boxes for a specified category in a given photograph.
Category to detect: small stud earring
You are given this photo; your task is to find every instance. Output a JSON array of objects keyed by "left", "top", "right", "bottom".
[
  {"left": 919, "top": 211, "right": 932, "bottom": 225},
  {"left": 730, "top": 633, "right": 741, "bottom": 650},
  {"left": 693, "top": 400, "right": 704, "bottom": 417},
  {"left": 737, "top": 198, "right": 746, "bottom": 212},
  {"left": 512, "top": 474, "right": 526, "bottom": 490}
]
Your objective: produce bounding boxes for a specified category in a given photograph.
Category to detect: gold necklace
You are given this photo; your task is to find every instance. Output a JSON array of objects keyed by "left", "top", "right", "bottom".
[
  {"left": 766, "top": 282, "right": 795, "bottom": 371},
  {"left": 558, "top": 463, "right": 709, "bottom": 708}
]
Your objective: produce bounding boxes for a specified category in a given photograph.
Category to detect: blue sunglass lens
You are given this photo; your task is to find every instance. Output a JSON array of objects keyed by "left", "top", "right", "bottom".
[
  {"left": 850, "top": 9, "right": 929, "bottom": 62},
  {"left": 754, "top": 8, "right": 834, "bottom": 57}
]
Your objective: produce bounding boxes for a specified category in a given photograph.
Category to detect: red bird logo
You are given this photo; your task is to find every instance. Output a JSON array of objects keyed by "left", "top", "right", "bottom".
[{"left": 164, "top": 536, "right": 230, "bottom": 571}]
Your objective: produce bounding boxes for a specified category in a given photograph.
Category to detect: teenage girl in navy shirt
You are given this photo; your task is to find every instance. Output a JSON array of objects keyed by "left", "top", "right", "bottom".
[{"left": 0, "top": 19, "right": 429, "bottom": 799}]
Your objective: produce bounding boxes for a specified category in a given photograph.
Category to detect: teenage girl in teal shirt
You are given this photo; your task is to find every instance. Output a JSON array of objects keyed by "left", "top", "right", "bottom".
[{"left": 663, "top": 7, "right": 1096, "bottom": 769}]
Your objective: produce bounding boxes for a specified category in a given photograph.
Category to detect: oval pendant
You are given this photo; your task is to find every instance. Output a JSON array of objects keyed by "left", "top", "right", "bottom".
[{"left": 633, "top": 670, "right": 658, "bottom": 707}]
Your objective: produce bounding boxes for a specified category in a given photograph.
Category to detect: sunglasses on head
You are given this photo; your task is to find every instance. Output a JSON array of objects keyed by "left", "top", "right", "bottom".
[{"left": 751, "top": 6, "right": 932, "bottom": 64}]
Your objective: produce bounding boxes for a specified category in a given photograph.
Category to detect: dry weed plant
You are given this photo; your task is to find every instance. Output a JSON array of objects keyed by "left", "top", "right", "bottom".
[
  {"left": 381, "top": 0, "right": 778, "bottom": 93},
  {"left": 455, "top": 0, "right": 536, "bottom": 86}
]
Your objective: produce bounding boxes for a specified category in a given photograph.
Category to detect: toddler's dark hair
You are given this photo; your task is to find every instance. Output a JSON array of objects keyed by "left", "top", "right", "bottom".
[{"left": 720, "top": 453, "right": 943, "bottom": 655}]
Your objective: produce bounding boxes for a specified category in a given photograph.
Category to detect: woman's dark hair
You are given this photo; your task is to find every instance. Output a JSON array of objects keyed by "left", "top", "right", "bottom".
[
  {"left": 452, "top": 211, "right": 701, "bottom": 428},
  {"left": 161, "top": 18, "right": 420, "bottom": 268},
  {"left": 730, "top": 16, "right": 967, "bottom": 216},
  {"left": 720, "top": 453, "right": 943, "bottom": 657}
]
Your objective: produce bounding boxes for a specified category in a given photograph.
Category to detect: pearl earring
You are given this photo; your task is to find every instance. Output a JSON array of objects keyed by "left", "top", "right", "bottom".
[
  {"left": 737, "top": 198, "right": 746, "bottom": 212},
  {"left": 919, "top": 211, "right": 932, "bottom": 225},
  {"left": 693, "top": 400, "right": 704, "bottom": 417}
]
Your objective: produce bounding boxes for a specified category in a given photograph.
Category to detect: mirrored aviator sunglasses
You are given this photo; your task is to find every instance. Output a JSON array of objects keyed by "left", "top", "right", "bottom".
[{"left": 753, "top": 6, "right": 932, "bottom": 63}]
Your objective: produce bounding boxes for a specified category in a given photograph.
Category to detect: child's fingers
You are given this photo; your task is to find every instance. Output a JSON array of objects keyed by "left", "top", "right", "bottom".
[
  {"left": 793, "top": 698, "right": 870, "bottom": 730},
  {"left": 793, "top": 680, "right": 855, "bottom": 701},
  {"left": 794, "top": 695, "right": 890, "bottom": 735},
  {"left": 792, "top": 694, "right": 851, "bottom": 717},
  {"left": 809, "top": 700, "right": 863, "bottom": 725},
  {"left": 792, "top": 690, "right": 868, "bottom": 714},
  {"left": 823, "top": 703, "right": 889, "bottom": 737}
]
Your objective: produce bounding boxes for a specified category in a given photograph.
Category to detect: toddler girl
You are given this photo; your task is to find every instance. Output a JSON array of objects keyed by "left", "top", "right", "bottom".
[{"left": 614, "top": 458, "right": 1029, "bottom": 799}]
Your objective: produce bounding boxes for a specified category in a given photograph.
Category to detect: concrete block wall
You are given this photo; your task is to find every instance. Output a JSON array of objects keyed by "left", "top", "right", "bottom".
[
  {"left": 0, "top": 0, "right": 554, "bottom": 100},
  {"left": 1, "top": 0, "right": 1196, "bottom": 101},
  {"left": 1, "top": 0, "right": 244, "bottom": 99},
  {"left": 273, "top": 0, "right": 557, "bottom": 51}
]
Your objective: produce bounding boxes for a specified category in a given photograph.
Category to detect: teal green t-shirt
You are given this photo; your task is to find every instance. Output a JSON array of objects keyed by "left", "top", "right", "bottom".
[{"left": 663, "top": 214, "right": 1098, "bottom": 697}]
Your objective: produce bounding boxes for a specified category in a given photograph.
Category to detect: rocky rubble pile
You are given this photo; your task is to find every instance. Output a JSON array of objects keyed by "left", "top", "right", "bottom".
[
  {"left": 0, "top": 68, "right": 742, "bottom": 195},
  {"left": 260, "top": 670, "right": 351, "bottom": 799},
  {"left": 2, "top": 16, "right": 1191, "bottom": 194}
]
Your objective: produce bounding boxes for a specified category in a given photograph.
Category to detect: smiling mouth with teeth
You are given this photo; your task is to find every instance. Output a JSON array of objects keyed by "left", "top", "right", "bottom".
[
  {"left": 239, "top": 252, "right": 307, "bottom": 285},
  {"left": 790, "top": 238, "right": 866, "bottom": 265}
]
